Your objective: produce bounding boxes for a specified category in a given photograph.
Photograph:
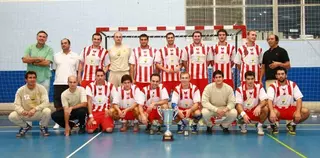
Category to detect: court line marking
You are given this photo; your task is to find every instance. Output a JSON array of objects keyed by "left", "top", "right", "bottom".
[
  {"left": 266, "top": 134, "right": 307, "bottom": 158},
  {"left": 66, "top": 132, "right": 102, "bottom": 158}
]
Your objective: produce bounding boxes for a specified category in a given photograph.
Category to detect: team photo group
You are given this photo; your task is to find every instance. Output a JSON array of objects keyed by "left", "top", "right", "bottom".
[{"left": 10, "top": 29, "right": 310, "bottom": 138}]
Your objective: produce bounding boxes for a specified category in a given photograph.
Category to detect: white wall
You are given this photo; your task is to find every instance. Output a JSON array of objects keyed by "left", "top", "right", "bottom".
[
  {"left": 0, "top": 0, "right": 319, "bottom": 70},
  {"left": 0, "top": 0, "right": 184, "bottom": 70}
]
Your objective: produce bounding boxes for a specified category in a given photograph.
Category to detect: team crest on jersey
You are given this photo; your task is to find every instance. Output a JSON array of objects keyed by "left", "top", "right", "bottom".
[
  {"left": 250, "top": 48, "right": 254, "bottom": 54},
  {"left": 126, "top": 92, "right": 131, "bottom": 99},
  {"left": 184, "top": 91, "right": 188, "bottom": 99}
]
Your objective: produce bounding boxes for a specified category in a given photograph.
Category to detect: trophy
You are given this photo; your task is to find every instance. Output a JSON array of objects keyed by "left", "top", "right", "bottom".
[{"left": 158, "top": 106, "right": 178, "bottom": 141}]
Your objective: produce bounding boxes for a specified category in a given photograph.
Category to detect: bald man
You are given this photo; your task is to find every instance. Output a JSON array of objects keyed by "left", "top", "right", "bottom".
[
  {"left": 51, "top": 76, "right": 88, "bottom": 136},
  {"left": 105, "top": 32, "right": 131, "bottom": 87}
]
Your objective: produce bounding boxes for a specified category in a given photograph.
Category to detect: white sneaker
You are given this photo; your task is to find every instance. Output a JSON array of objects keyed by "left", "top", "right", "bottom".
[
  {"left": 239, "top": 124, "right": 247, "bottom": 134},
  {"left": 257, "top": 125, "right": 264, "bottom": 136},
  {"left": 53, "top": 123, "right": 60, "bottom": 129}
]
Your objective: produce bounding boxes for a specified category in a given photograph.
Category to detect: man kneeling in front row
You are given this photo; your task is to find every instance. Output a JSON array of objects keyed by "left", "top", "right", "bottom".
[
  {"left": 109, "top": 75, "right": 144, "bottom": 132},
  {"left": 171, "top": 72, "right": 202, "bottom": 134},
  {"left": 268, "top": 67, "right": 310, "bottom": 135},
  {"left": 9, "top": 71, "right": 51, "bottom": 137},
  {"left": 51, "top": 76, "right": 88, "bottom": 136},
  {"left": 235, "top": 71, "right": 268, "bottom": 135},
  {"left": 202, "top": 70, "right": 237, "bottom": 134}
]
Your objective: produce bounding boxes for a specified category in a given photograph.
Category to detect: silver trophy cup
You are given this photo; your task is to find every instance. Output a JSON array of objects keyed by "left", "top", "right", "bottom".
[{"left": 158, "top": 107, "right": 178, "bottom": 141}]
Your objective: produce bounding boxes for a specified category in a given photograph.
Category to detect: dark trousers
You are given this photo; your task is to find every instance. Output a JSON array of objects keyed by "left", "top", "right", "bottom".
[
  {"left": 51, "top": 107, "right": 88, "bottom": 128},
  {"left": 53, "top": 85, "right": 69, "bottom": 109}
]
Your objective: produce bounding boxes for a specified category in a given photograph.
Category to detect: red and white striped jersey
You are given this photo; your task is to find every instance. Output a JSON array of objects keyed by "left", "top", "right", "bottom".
[
  {"left": 181, "top": 43, "right": 213, "bottom": 79},
  {"left": 171, "top": 83, "right": 201, "bottom": 109},
  {"left": 236, "top": 83, "right": 268, "bottom": 110},
  {"left": 80, "top": 45, "right": 108, "bottom": 81},
  {"left": 155, "top": 45, "right": 182, "bottom": 82},
  {"left": 116, "top": 85, "right": 144, "bottom": 109},
  {"left": 86, "top": 81, "right": 119, "bottom": 112},
  {"left": 142, "top": 84, "right": 169, "bottom": 106},
  {"left": 267, "top": 80, "right": 303, "bottom": 108},
  {"left": 212, "top": 43, "right": 235, "bottom": 80},
  {"left": 129, "top": 47, "right": 157, "bottom": 83},
  {"left": 234, "top": 43, "right": 263, "bottom": 82}
]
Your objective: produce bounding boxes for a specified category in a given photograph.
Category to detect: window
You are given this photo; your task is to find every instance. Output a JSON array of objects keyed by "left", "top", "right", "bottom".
[
  {"left": 246, "top": 7, "right": 273, "bottom": 31},
  {"left": 278, "top": 7, "right": 301, "bottom": 39},
  {"left": 306, "top": 6, "right": 320, "bottom": 38}
]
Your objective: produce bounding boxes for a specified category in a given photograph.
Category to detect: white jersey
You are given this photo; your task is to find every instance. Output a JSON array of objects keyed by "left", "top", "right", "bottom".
[
  {"left": 53, "top": 51, "right": 79, "bottom": 85},
  {"left": 267, "top": 80, "right": 303, "bottom": 108},
  {"left": 142, "top": 84, "right": 169, "bottom": 106},
  {"left": 181, "top": 43, "right": 213, "bottom": 79},
  {"left": 212, "top": 43, "right": 235, "bottom": 80},
  {"left": 171, "top": 83, "right": 201, "bottom": 109},
  {"left": 80, "top": 45, "right": 108, "bottom": 81},
  {"left": 117, "top": 85, "right": 144, "bottom": 109},
  {"left": 129, "top": 46, "right": 157, "bottom": 83},
  {"left": 234, "top": 43, "right": 262, "bottom": 82},
  {"left": 86, "top": 81, "right": 119, "bottom": 112},
  {"left": 236, "top": 83, "right": 268, "bottom": 110},
  {"left": 155, "top": 45, "right": 182, "bottom": 82}
]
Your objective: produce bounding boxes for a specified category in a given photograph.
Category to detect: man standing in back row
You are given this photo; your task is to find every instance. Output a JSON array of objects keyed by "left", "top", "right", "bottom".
[
  {"left": 129, "top": 34, "right": 157, "bottom": 90},
  {"left": 182, "top": 31, "right": 213, "bottom": 95},
  {"left": 22, "top": 30, "right": 54, "bottom": 93},
  {"left": 78, "top": 33, "right": 108, "bottom": 88},
  {"left": 212, "top": 29, "right": 235, "bottom": 88},
  {"left": 235, "top": 30, "right": 263, "bottom": 83},
  {"left": 155, "top": 32, "right": 183, "bottom": 95},
  {"left": 106, "top": 32, "right": 131, "bottom": 87},
  {"left": 260, "top": 34, "right": 291, "bottom": 89}
]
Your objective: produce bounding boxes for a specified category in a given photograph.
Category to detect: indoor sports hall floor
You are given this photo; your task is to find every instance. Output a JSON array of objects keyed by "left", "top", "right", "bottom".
[{"left": 0, "top": 115, "right": 319, "bottom": 158}]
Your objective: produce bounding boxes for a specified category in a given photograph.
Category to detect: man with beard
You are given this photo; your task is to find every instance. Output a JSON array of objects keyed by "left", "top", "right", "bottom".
[{"left": 267, "top": 67, "right": 309, "bottom": 135}]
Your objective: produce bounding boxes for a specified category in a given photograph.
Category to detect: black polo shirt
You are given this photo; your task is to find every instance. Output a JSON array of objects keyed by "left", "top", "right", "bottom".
[{"left": 262, "top": 46, "right": 290, "bottom": 80}]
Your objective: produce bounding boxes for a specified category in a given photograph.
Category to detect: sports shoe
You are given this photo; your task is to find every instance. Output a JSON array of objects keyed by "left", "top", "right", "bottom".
[
  {"left": 256, "top": 123, "right": 264, "bottom": 136},
  {"left": 53, "top": 123, "right": 60, "bottom": 130},
  {"left": 133, "top": 123, "right": 140, "bottom": 133},
  {"left": 177, "top": 125, "right": 184, "bottom": 134},
  {"left": 239, "top": 124, "right": 247, "bottom": 134},
  {"left": 220, "top": 124, "right": 230, "bottom": 134},
  {"left": 16, "top": 124, "right": 32, "bottom": 137},
  {"left": 206, "top": 126, "right": 213, "bottom": 134},
  {"left": 145, "top": 124, "right": 151, "bottom": 133},
  {"left": 78, "top": 125, "right": 86, "bottom": 134},
  {"left": 286, "top": 123, "right": 296, "bottom": 135},
  {"left": 270, "top": 124, "right": 279, "bottom": 134},
  {"left": 40, "top": 126, "right": 50, "bottom": 136},
  {"left": 156, "top": 126, "right": 162, "bottom": 135},
  {"left": 191, "top": 125, "right": 198, "bottom": 134},
  {"left": 120, "top": 123, "right": 128, "bottom": 132}
]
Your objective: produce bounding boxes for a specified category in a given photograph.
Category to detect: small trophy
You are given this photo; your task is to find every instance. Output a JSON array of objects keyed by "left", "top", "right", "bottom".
[{"left": 158, "top": 107, "right": 178, "bottom": 141}]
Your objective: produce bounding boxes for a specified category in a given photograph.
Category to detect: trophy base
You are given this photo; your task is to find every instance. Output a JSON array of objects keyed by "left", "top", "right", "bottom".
[{"left": 162, "top": 135, "right": 174, "bottom": 141}]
